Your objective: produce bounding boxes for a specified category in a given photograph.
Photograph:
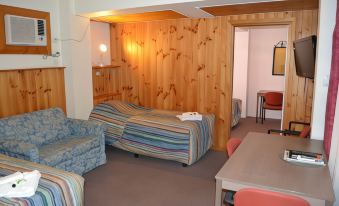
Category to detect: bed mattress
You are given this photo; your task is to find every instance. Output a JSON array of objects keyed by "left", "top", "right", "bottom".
[
  {"left": 232, "top": 98, "right": 242, "bottom": 127},
  {"left": 89, "top": 101, "right": 215, "bottom": 165},
  {"left": 0, "top": 154, "right": 84, "bottom": 206}
]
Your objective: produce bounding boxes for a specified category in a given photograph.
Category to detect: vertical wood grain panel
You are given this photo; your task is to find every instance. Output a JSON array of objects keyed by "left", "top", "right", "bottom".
[
  {"left": 0, "top": 67, "right": 66, "bottom": 118},
  {"left": 102, "top": 9, "right": 318, "bottom": 151},
  {"left": 282, "top": 10, "right": 317, "bottom": 131},
  {"left": 109, "top": 17, "right": 233, "bottom": 151}
]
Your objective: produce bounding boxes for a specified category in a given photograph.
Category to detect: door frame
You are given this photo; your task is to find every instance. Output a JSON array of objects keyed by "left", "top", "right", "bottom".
[{"left": 227, "top": 17, "right": 296, "bottom": 130}]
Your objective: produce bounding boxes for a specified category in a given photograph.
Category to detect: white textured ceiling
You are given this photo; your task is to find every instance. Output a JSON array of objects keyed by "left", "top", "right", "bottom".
[{"left": 75, "top": 0, "right": 281, "bottom": 18}]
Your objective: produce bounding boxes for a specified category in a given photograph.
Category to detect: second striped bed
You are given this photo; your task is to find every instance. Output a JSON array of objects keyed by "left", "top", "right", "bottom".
[{"left": 89, "top": 101, "right": 215, "bottom": 165}]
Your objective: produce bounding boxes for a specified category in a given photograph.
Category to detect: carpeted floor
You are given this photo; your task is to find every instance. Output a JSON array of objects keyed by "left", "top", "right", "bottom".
[
  {"left": 231, "top": 117, "right": 281, "bottom": 140},
  {"left": 83, "top": 117, "right": 280, "bottom": 206}
]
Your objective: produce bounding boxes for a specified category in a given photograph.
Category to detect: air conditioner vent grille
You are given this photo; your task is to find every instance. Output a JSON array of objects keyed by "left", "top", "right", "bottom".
[
  {"left": 4, "top": 14, "right": 47, "bottom": 46},
  {"left": 37, "top": 20, "right": 45, "bottom": 35}
]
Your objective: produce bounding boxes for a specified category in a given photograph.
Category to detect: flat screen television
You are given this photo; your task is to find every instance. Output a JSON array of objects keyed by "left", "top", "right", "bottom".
[{"left": 293, "top": 35, "right": 317, "bottom": 79}]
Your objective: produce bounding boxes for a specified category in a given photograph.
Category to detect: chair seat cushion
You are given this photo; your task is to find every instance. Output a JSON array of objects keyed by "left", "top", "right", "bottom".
[
  {"left": 299, "top": 126, "right": 311, "bottom": 138},
  {"left": 39, "top": 136, "right": 99, "bottom": 166},
  {"left": 263, "top": 103, "right": 282, "bottom": 110}
]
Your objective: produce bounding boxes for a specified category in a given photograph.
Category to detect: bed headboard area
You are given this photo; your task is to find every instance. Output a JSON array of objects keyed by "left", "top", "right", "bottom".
[{"left": 0, "top": 67, "right": 66, "bottom": 118}]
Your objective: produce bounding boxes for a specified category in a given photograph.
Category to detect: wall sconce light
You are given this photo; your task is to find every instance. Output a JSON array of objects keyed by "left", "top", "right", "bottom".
[{"left": 99, "top": 43, "right": 107, "bottom": 66}]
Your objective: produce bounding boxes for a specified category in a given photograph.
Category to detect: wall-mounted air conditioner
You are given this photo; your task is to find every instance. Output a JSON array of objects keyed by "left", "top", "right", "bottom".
[{"left": 4, "top": 14, "right": 47, "bottom": 46}]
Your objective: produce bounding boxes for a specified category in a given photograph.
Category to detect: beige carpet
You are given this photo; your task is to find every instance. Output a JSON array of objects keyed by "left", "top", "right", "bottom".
[
  {"left": 83, "top": 117, "right": 280, "bottom": 206},
  {"left": 231, "top": 117, "right": 281, "bottom": 140}
]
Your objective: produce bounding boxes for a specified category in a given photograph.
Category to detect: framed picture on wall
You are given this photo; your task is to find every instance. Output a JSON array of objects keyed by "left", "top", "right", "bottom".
[{"left": 272, "top": 41, "right": 287, "bottom": 76}]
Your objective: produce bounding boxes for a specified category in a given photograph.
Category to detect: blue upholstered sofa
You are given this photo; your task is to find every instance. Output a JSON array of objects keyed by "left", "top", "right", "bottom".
[{"left": 0, "top": 108, "right": 106, "bottom": 175}]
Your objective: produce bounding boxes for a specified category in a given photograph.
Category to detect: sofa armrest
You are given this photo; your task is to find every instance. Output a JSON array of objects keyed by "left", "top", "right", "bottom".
[
  {"left": 66, "top": 118, "right": 106, "bottom": 137},
  {"left": 0, "top": 140, "right": 39, "bottom": 162}
]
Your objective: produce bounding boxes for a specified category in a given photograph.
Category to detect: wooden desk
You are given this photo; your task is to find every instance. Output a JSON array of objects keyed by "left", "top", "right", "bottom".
[
  {"left": 256, "top": 90, "right": 283, "bottom": 123},
  {"left": 215, "top": 132, "right": 335, "bottom": 206}
]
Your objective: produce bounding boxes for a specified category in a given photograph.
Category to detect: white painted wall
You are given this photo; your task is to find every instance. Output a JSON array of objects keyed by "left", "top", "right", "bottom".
[
  {"left": 233, "top": 28, "right": 249, "bottom": 118},
  {"left": 246, "top": 26, "right": 287, "bottom": 119},
  {"left": 59, "top": 0, "right": 93, "bottom": 119},
  {"left": 0, "top": 0, "right": 94, "bottom": 120},
  {"left": 320, "top": 1, "right": 339, "bottom": 205},
  {"left": 0, "top": 0, "right": 62, "bottom": 69},
  {"left": 311, "top": 0, "right": 337, "bottom": 140},
  {"left": 90, "top": 21, "right": 111, "bottom": 66}
]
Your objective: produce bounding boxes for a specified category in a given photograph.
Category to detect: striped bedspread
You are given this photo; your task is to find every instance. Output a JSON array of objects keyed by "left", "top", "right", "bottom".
[
  {"left": 232, "top": 98, "right": 242, "bottom": 127},
  {"left": 0, "top": 154, "right": 84, "bottom": 206},
  {"left": 89, "top": 101, "right": 214, "bottom": 165}
]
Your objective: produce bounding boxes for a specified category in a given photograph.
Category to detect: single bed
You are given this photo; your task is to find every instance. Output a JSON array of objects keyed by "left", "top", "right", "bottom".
[
  {"left": 89, "top": 100, "right": 215, "bottom": 165},
  {"left": 232, "top": 98, "right": 242, "bottom": 128},
  {"left": 0, "top": 154, "right": 84, "bottom": 206}
]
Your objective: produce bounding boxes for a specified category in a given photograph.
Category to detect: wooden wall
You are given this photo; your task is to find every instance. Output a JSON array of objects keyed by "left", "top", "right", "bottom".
[
  {"left": 0, "top": 67, "right": 66, "bottom": 118},
  {"left": 92, "top": 65, "right": 121, "bottom": 105},
  {"left": 104, "top": 9, "right": 318, "bottom": 150},
  {"left": 109, "top": 18, "right": 231, "bottom": 151},
  {"left": 282, "top": 10, "right": 317, "bottom": 131}
]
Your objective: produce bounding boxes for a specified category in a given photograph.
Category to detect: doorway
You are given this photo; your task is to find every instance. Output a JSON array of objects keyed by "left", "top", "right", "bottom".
[{"left": 231, "top": 25, "right": 289, "bottom": 135}]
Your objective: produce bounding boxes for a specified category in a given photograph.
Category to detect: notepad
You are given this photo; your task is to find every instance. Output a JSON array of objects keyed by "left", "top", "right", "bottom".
[{"left": 283, "top": 149, "right": 325, "bottom": 166}]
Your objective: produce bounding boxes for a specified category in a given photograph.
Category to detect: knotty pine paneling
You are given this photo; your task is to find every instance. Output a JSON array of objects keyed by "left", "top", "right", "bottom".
[
  {"left": 92, "top": 66, "right": 122, "bottom": 105},
  {"left": 92, "top": 10, "right": 187, "bottom": 23},
  {"left": 0, "top": 67, "right": 66, "bottom": 118},
  {"left": 110, "top": 18, "right": 230, "bottom": 151},
  {"left": 107, "top": 9, "right": 318, "bottom": 151}
]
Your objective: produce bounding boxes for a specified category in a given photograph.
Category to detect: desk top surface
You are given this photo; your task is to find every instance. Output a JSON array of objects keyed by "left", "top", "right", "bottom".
[
  {"left": 216, "top": 132, "right": 335, "bottom": 202},
  {"left": 257, "top": 90, "right": 283, "bottom": 95}
]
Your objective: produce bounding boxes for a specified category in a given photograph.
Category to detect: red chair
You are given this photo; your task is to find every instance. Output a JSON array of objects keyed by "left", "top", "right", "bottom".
[
  {"left": 227, "top": 138, "right": 242, "bottom": 157},
  {"left": 299, "top": 126, "right": 311, "bottom": 138},
  {"left": 262, "top": 92, "right": 283, "bottom": 123},
  {"left": 268, "top": 121, "right": 311, "bottom": 138},
  {"left": 234, "top": 188, "right": 310, "bottom": 206},
  {"left": 224, "top": 138, "right": 242, "bottom": 205}
]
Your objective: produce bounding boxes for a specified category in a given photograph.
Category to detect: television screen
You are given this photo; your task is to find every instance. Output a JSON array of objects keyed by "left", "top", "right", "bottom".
[{"left": 293, "top": 35, "right": 317, "bottom": 79}]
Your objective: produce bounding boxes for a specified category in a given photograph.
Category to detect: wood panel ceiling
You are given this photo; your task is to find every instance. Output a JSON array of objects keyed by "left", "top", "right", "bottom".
[
  {"left": 91, "top": 10, "right": 187, "bottom": 23},
  {"left": 201, "top": 0, "right": 319, "bottom": 16},
  {"left": 91, "top": 0, "right": 319, "bottom": 24}
]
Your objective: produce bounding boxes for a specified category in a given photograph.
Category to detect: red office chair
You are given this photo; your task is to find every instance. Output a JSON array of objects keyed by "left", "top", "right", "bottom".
[
  {"left": 224, "top": 138, "right": 242, "bottom": 205},
  {"left": 262, "top": 92, "right": 283, "bottom": 123},
  {"left": 234, "top": 188, "right": 310, "bottom": 206},
  {"left": 299, "top": 126, "right": 311, "bottom": 138},
  {"left": 227, "top": 138, "right": 242, "bottom": 157},
  {"left": 268, "top": 121, "right": 311, "bottom": 138}
]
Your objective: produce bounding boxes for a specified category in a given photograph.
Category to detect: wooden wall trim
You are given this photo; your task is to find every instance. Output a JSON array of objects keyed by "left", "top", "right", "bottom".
[
  {"left": 0, "top": 4, "right": 52, "bottom": 55},
  {"left": 0, "top": 67, "right": 65, "bottom": 72},
  {"left": 229, "top": 17, "right": 296, "bottom": 27},
  {"left": 91, "top": 10, "right": 187, "bottom": 24},
  {"left": 0, "top": 67, "right": 66, "bottom": 118}
]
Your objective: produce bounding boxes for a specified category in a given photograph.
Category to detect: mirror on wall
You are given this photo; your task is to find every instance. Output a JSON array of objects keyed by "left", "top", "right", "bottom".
[{"left": 272, "top": 41, "right": 287, "bottom": 76}]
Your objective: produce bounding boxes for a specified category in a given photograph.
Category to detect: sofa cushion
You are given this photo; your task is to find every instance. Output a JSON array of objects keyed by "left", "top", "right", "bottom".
[
  {"left": 0, "top": 116, "right": 20, "bottom": 138},
  {"left": 28, "top": 108, "right": 71, "bottom": 144},
  {"left": 0, "top": 108, "right": 71, "bottom": 146},
  {"left": 39, "top": 136, "right": 99, "bottom": 166}
]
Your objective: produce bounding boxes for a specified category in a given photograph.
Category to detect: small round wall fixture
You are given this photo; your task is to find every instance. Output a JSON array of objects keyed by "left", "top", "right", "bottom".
[{"left": 99, "top": 44, "right": 107, "bottom": 53}]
